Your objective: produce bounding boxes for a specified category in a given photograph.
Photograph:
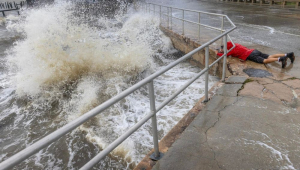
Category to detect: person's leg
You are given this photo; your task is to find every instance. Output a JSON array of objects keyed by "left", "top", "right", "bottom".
[
  {"left": 263, "top": 58, "right": 280, "bottom": 63},
  {"left": 268, "top": 53, "right": 295, "bottom": 63},
  {"left": 252, "top": 50, "right": 287, "bottom": 68},
  {"left": 267, "top": 54, "right": 285, "bottom": 59},
  {"left": 263, "top": 54, "right": 284, "bottom": 63},
  {"left": 263, "top": 56, "right": 287, "bottom": 68}
]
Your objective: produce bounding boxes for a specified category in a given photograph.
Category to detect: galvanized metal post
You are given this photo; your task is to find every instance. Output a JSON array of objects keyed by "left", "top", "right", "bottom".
[
  {"left": 154, "top": 5, "right": 155, "bottom": 15},
  {"left": 204, "top": 46, "right": 209, "bottom": 102},
  {"left": 167, "top": 7, "right": 169, "bottom": 29},
  {"left": 198, "top": 12, "right": 201, "bottom": 41},
  {"left": 182, "top": 10, "right": 185, "bottom": 35},
  {"left": 148, "top": 81, "right": 162, "bottom": 160},
  {"left": 159, "top": 5, "right": 161, "bottom": 22},
  {"left": 222, "top": 35, "right": 228, "bottom": 82},
  {"left": 170, "top": 7, "right": 172, "bottom": 30},
  {"left": 221, "top": 16, "right": 224, "bottom": 46}
]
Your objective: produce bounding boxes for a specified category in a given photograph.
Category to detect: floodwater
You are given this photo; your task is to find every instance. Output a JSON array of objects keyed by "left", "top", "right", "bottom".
[
  {"left": 0, "top": 1, "right": 217, "bottom": 170},
  {"left": 148, "top": 0, "right": 300, "bottom": 78}
]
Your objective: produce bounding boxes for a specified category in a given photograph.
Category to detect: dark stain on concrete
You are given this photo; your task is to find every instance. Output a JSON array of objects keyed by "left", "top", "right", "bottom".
[{"left": 243, "top": 68, "right": 273, "bottom": 77}]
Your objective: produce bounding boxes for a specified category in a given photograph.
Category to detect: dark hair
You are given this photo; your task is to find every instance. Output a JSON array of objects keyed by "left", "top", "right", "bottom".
[{"left": 221, "top": 45, "right": 224, "bottom": 49}]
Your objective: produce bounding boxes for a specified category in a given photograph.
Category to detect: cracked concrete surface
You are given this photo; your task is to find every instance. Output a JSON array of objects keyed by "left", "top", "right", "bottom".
[
  {"left": 152, "top": 75, "right": 300, "bottom": 170},
  {"left": 240, "top": 77, "right": 300, "bottom": 110}
]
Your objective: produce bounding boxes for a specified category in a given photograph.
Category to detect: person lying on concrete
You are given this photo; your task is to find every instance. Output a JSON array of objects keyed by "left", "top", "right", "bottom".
[{"left": 215, "top": 42, "right": 295, "bottom": 68}]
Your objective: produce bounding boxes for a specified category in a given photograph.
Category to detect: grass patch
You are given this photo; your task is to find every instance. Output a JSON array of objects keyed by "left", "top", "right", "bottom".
[
  {"left": 289, "top": 77, "right": 298, "bottom": 80},
  {"left": 243, "top": 78, "right": 254, "bottom": 84},
  {"left": 283, "top": 77, "right": 299, "bottom": 81}
]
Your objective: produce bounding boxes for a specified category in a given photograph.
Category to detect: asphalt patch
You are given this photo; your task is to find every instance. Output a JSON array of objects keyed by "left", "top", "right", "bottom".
[{"left": 243, "top": 68, "right": 273, "bottom": 78}]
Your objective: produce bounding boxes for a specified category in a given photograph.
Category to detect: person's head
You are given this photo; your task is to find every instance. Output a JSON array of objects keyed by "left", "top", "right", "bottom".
[{"left": 219, "top": 45, "right": 224, "bottom": 53}]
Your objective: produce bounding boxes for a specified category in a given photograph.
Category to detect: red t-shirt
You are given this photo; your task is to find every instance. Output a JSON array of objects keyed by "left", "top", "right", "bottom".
[{"left": 217, "top": 42, "right": 254, "bottom": 60}]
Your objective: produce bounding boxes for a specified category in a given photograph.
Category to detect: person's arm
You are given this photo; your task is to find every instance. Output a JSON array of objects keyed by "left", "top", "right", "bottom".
[
  {"left": 217, "top": 52, "right": 223, "bottom": 57},
  {"left": 225, "top": 42, "right": 234, "bottom": 57},
  {"left": 215, "top": 49, "right": 224, "bottom": 57}
]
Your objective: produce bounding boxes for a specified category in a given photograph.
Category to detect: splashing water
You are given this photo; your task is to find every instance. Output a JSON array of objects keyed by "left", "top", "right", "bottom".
[{"left": 0, "top": 1, "right": 217, "bottom": 169}]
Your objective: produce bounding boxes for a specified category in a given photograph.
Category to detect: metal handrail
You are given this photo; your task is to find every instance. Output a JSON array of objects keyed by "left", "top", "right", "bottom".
[
  {"left": 0, "top": 1, "right": 25, "bottom": 16},
  {"left": 0, "top": 3, "right": 236, "bottom": 170},
  {"left": 146, "top": 3, "right": 236, "bottom": 42}
]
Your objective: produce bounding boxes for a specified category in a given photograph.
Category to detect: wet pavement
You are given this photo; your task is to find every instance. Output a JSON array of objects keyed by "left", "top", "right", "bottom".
[
  {"left": 147, "top": 0, "right": 300, "bottom": 78},
  {"left": 152, "top": 75, "right": 300, "bottom": 170}
]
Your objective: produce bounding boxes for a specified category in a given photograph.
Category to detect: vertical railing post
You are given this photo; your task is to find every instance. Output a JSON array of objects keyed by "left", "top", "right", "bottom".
[
  {"left": 154, "top": 4, "right": 155, "bottom": 15},
  {"left": 182, "top": 10, "right": 185, "bottom": 35},
  {"left": 148, "top": 81, "right": 162, "bottom": 160},
  {"left": 159, "top": 5, "right": 161, "bottom": 23},
  {"left": 222, "top": 35, "right": 228, "bottom": 82},
  {"left": 204, "top": 46, "right": 209, "bottom": 102},
  {"left": 170, "top": 7, "right": 172, "bottom": 30},
  {"left": 198, "top": 12, "right": 201, "bottom": 41},
  {"left": 221, "top": 16, "right": 224, "bottom": 46},
  {"left": 167, "top": 7, "right": 169, "bottom": 29}
]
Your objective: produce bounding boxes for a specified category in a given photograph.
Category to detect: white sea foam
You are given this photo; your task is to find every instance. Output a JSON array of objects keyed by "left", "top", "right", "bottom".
[{"left": 7, "top": 2, "right": 159, "bottom": 97}]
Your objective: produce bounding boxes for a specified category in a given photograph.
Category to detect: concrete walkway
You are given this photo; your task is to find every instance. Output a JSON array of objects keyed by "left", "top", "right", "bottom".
[{"left": 152, "top": 73, "right": 300, "bottom": 169}]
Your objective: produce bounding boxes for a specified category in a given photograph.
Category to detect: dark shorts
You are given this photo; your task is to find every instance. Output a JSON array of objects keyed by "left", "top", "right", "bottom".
[{"left": 247, "top": 50, "right": 269, "bottom": 64}]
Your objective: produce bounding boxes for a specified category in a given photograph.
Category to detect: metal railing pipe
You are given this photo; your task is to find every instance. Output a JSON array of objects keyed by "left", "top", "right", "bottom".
[
  {"left": 148, "top": 81, "right": 160, "bottom": 159},
  {"left": 170, "top": 7, "right": 172, "bottom": 30},
  {"left": 225, "top": 15, "right": 236, "bottom": 27},
  {"left": 159, "top": 5, "right": 161, "bottom": 22},
  {"left": 150, "top": 4, "right": 226, "bottom": 16},
  {"left": 167, "top": 7, "right": 169, "bottom": 28},
  {"left": 198, "top": 12, "right": 201, "bottom": 40},
  {"left": 221, "top": 16, "right": 224, "bottom": 46},
  {"left": 222, "top": 35, "right": 228, "bottom": 81},
  {"left": 182, "top": 10, "right": 185, "bottom": 35},
  {"left": 204, "top": 46, "right": 209, "bottom": 102},
  {"left": 171, "top": 16, "right": 223, "bottom": 31}
]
